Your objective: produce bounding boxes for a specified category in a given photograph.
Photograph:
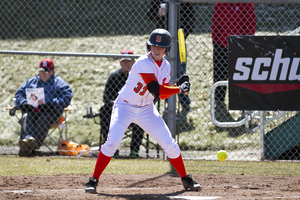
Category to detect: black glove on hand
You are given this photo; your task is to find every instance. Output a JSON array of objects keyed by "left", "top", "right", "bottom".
[
  {"left": 176, "top": 74, "right": 189, "bottom": 86},
  {"left": 20, "top": 103, "right": 34, "bottom": 113},
  {"left": 179, "top": 81, "right": 190, "bottom": 94},
  {"left": 38, "top": 103, "right": 55, "bottom": 113},
  {"left": 9, "top": 107, "right": 17, "bottom": 116}
]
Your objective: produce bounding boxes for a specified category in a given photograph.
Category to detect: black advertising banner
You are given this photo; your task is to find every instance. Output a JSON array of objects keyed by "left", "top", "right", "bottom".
[{"left": 229, "top": 36, "right": 300, "bottom": 111}]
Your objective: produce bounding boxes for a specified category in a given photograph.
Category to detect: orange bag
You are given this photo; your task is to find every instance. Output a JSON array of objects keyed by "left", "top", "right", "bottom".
[
  {"left": 57, "top": 140, "right": 89, "bottom": 156},
  {"left": 77, "top": 144, "right": 90, "bottom": 152}
]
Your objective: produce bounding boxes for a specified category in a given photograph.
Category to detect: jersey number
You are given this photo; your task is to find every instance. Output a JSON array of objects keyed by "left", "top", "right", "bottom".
[{"left": 134, "top": 82, "right": 147, "bottom": 96}]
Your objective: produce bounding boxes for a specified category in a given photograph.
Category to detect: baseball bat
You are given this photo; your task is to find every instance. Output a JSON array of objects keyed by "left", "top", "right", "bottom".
[{"left": 178, "top": 28, "right": 188, "bottom": 95}]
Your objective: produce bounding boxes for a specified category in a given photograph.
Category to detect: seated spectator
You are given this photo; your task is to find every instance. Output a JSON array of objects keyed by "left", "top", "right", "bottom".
[
  {"left": 100, "top": 50, "right": 144, "bottom": 158},
  {"left": 14, "top": 58, "right": 73, "bottom": 156}
]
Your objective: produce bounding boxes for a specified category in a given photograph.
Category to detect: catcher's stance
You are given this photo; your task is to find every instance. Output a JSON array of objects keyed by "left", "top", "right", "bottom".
[{"left": 85, "top": 29, "right": 201, "bottom": 193}]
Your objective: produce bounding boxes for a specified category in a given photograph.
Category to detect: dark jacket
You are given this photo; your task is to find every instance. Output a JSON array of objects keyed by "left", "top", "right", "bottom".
[
  {"left": 103, "top": 68, "right": 128, "bottom": 107},
  {"left": 15, "top": 74, "right": 73, "bottom": 115}
]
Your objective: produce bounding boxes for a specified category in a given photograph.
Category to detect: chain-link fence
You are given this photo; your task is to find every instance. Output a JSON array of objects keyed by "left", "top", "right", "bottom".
[{"left": 1, "top": 0, "right": 300, "bottom": 161}]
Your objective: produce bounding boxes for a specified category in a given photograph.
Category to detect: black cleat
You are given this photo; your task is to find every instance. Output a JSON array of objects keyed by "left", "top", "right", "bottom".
[
  {"left": 181, "top": 174, "right": 201, "bottom": 191},
  {"left": 85, "top": 177, "right": 98, "bottom": 193}
]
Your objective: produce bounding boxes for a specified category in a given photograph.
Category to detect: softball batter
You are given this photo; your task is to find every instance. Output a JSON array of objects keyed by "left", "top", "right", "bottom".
[{"left": 85, "top": 29, "right": 201, "bottom": 193}]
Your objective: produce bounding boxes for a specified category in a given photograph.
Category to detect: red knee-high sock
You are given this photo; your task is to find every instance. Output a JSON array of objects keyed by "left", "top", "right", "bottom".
[
  {"left": 92, "top": 151, "right": 112, "bottom": 180},
  {"left": 169, "top": 154, "right": 187, "bottom": 178}
]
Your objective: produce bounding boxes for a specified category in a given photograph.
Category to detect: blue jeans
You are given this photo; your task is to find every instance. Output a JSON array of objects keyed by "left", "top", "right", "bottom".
[{"left": 20, "top": 111, "right": 61, "bottom": 146}]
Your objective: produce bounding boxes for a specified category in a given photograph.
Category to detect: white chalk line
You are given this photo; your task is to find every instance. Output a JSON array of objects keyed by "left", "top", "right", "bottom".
[
  {"left": 3, "top": 188, "right": 300, "bottom": 199},
  {"left": 2, "top": 186, "right": 177, "bottom": 194}
]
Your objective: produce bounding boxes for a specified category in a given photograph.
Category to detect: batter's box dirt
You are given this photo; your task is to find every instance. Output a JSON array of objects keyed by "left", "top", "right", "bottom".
[{"left": 1, "top": 174, "right": 300, "bottom": 199}]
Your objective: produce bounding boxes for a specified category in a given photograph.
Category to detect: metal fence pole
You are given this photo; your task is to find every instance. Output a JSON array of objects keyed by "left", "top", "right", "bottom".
[
  {"left": 260, "top": 111, "right": 266, "bottom": 160},
  {"left": 167, "top": 0, "right": 179, "bottom": 139}
]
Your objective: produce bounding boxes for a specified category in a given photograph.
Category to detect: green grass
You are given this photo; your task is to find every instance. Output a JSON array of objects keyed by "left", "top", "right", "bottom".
[{"left": 1, "top": 156, "right": 299, "bottom": 177}]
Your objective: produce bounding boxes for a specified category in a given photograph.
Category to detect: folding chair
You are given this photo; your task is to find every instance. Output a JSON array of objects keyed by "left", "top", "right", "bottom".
[
  {"left": 44, "top": 115, "right": 67, "bottom": 153},
  {"left": 7, "top": 101, "right": 72, "bottom": 154},
  {"left": 44, "top": 106, "right": 73, "bottom": 153}
]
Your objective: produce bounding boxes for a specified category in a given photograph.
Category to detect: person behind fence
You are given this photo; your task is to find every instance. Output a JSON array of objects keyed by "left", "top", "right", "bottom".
[
  {"left": 146, "top": 0, "right": 195, "bottom": 117},
  {"left": 212, "top": 3, "right": 256, "bottom": 122},
  {"left": 99, "top": 49, "right": 144, "bottom": 158},
  {"left": 85, "top": 29, "right": 201, "bottom": 194},
  {"left": 14, "top": 58, "right": 73, "bottom": 156}
]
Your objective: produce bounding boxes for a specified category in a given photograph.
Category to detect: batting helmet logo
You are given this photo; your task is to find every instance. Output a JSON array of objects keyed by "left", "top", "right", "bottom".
[
  {"left": 147, "top": 29, "right": 172, "bottom": 54},
  {"left": 156, "top": 35, "right": 162, "bottom": 43}
]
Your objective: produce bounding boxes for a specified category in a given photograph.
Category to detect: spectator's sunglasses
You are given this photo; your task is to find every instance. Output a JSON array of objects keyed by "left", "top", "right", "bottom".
[{"left": 40, "top": 68, "right": 52, "bottom": 72}]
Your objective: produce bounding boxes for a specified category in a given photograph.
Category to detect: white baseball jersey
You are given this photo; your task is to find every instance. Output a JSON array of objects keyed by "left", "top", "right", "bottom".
[
  {"left": 101, "top": 52, "right": 181, "bottom": 159},
  {"left": 118, "top": 52, "right": 171, "bottom": 106}
]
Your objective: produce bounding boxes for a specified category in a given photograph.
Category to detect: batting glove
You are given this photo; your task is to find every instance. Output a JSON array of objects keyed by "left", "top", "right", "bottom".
[
  {"left": 179, "top": 81, "right": 190, "bottom": 94},
  {"left": 176, "top": 74, "right": 189, "bottom": 86}
]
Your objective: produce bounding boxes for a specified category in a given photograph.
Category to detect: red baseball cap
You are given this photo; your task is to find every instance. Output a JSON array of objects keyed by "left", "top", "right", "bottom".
[
  {"left": 120, "top": 50, "right": 134, "bottom": 61},
  {"left": 39, "top": 58, "right": 55, "bottom": 72}
]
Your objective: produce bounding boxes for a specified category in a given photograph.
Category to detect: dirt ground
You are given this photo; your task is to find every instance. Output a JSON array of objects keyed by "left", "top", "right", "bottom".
[{"left": 1, "top": 173, "right": 300, "bottom": 200}]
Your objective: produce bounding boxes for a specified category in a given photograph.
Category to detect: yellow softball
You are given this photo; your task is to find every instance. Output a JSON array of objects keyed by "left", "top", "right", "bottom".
[{"left": 217, "top": 150, "right": 228, "bottom": 161}]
